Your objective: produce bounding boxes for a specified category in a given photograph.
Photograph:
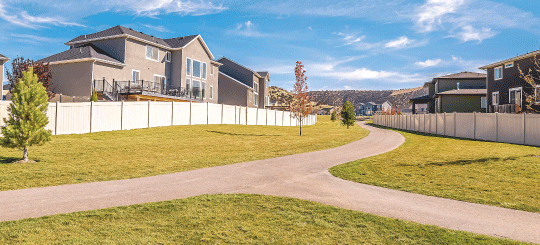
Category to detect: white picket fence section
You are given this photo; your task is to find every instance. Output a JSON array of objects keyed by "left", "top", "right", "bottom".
[
  {"left": 373, "top": 113, "right": 540, "bottom": 147},
  {"left": 0, "top": 101, "right": 317, "bottom": 135}
]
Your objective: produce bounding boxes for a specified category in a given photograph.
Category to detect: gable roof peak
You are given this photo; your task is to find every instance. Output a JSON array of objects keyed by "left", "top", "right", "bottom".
[{"left": 218, "top": 56, "right": 262, "bottom": 78}]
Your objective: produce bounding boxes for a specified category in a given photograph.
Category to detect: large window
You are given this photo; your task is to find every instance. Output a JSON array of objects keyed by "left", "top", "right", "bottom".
[
  {"left": 494, "top": 66, "right": 503, "bottom": 80},
  {"left": 186, "top": 58, "right": 192, "bottom": 76},
  {"left": 146, "top": 46, "right": 158, "bottom": 61},
  {"left": 193, "top": 80, "right": 201, "bottom": 99},
  {"left": 254, "top": 94, "right": 258, "bottom": 106},
  {"left": 201, "top": 81, "right": 207, "bottom": 99},
  {"left": 193, "top": 60, "right": 201, "bottom": 78},
  {"left": 202, "top": 63, "right": 207, "bottom": 79},
  {"left": 186, "top": 78, "right": 191, "bottom": 95},
  {"left": 253, "top": 81, "right": 259, "bottom": 92},
  {"left": 132, "top": 70, "right": 140, "bottom": 81},
  {"left": 509, "top": 87, "right": 522, "bottom": 108},
  {"left": 153, "top": 75, "right": 166, "bottom": 93},
  {"left": 492, "top": 91, "right": 499, "bottom": 105}
]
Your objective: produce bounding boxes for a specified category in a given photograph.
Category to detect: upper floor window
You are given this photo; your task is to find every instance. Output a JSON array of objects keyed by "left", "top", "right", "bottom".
[
  {"left": 202, "top": 63, "right": 207, "bottom": 79},
  {"left": 494, "top": 66, "right": 503, "bottom": 80},
  {"left": 201, "top": 81, "right": 207, "bottom": 99},
  {"left": 253, "top": 81, "right": 259, "bottom": 93},
  {"left": 193, "top": 80, "right": 201, "bottom": 99},
  {"left": 254, "top": 94, "right": 258, "bottom": 106},
  {"left": 146, "top": 46, "right": 158, "bottom": 61},
  {"left": 505, "top": 62, "right": 513, "bottom": 68},
  {"left": 186, "top": 58, "right": 192, "bottom": 76},
  {"left": 210, "top": 85, "right": 213, "bottom": 100},
  {"left": 492, "top": 91, "right": 499, "bottom": 105},
  {"left": 132, "top": 70, "right": 140, "bottom": 82},
  {"left": 165, "top": 51, "right": 171, "bottom": 62},
  {"left": 193, "top": 60, "right": 201, "bottom": 78}
]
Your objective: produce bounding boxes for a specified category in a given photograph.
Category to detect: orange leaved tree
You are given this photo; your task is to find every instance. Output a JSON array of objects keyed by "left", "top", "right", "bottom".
[{"left": 291, "top": 61, "right": 313, "bottom": 136}]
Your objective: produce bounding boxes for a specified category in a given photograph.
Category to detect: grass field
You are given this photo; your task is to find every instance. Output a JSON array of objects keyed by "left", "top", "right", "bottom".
[
  {"left": 330, "top": 125, "right": 540, "bottom": 213},
  {"left": 0, "top": 115, "right": 368, "bottom": 191},
  {"left": 0, "top": 194, "right": 525, "bottom": 244}
]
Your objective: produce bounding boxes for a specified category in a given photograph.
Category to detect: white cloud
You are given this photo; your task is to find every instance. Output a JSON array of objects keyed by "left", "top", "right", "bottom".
[
  {"left": 0, "top": 2, "right": 84, "bottom": 28},
  {"left": 338, "top": 33, "right": 427, "bottom": 51},
  {"left": 337, "top": 32, "right": 365, "bottom": 46},
  {"left": 230, "top": 20, "right": 269, "bottom": 37},
  {"left": 453, "top": 25, "right": 497, "bottom": 43},
  {"left": 415, "top": 59, "right": 442, "bottom": 68},
  {"left": 415, "top": 0, "right": 464, "bottom": 32},
  {"left": 141, "top": 23, "right": 171, "bottom": 32},
  {"left": 385, "top": 36, "right": 414, "bottom": 49},
  {"left": 132, "top": 0, "right": 227, "bottom": 17}
]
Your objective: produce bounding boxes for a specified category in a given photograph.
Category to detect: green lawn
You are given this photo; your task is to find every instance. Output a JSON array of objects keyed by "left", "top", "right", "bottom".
[
  {"left": 0, "top": 194, "right": 525, "bottom": 244},
  {"left": 330, "top": 125, "right": 540, "bottom": 213},
  {"left": 0, "top": 115, "right": 368, "bottom": 191}
]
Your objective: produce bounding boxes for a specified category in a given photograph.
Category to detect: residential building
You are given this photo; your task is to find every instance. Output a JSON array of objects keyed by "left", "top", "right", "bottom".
[
  {"left": 480, "top": 51, "right": 540, "bottom": 113},
  {"left": 39, "top": 25, "right": 221, "bottom": 102},
  {"left": 217, "top": 57, "right": 270, "bottom": 108},
  {"left": 357, "top": 103, "right": 366, "bottom": 116},
  {"left": 0, "top": 54, "right": 8, "bottom": 100},
  {"left": 410, "top": 72, "right": 486, "bottom": 114},
  {"left": 381, "top": 101, "right": 392, "bottom": 112},
  {"left": 365, "top": 102, "right": 379, "bottom": 115}
]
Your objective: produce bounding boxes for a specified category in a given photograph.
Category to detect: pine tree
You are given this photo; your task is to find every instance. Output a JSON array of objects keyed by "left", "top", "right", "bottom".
[
  {"left": 341, "top": 100, "right": 356, "bottom": 129},
  {"left": 90, "top": 89, "right": 98, "bottom": 102},
  {"left": 1, "top": 67, "right": 52, "bottom": 163},
  {"left": 331, "top": 110, "right": 337, "bottom": 121}
]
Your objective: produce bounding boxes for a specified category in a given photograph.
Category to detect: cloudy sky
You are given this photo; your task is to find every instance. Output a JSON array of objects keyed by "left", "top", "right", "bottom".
[{"left": 1, "top": 0, "right": 539, "bottom": 90}]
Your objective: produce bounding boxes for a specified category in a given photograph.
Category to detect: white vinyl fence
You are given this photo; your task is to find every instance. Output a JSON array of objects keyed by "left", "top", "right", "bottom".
[
  {"left": 373, "top": 113, "right": 540, "bottom": 147},
  {"left": 0, "top": 101, "right": 317, "bottom": 135}
]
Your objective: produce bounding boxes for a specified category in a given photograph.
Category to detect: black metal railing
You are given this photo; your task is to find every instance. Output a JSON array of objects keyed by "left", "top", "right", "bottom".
[
  {"left": 92, "top": 78, "right": 204, "bottom": 101},
  {"left": 93, "top": 78, "right": 119, "bottom": 101}
]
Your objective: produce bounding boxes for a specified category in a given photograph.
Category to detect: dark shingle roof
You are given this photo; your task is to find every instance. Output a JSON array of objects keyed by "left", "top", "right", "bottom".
[
  {"left": 257, "top": 71, "right": 269, "bottom": 78},
  {"left": 39, "top": 44, "right": 123, "bottom": 64},
  {"left": 436, "top": 89, "right": 487, "bottom": 96},
  {"left": 435, "top": 72, "right": 486, "bottom": 79},
  {"left": 66, "top": 25, "right": 199, "bottom": 49},
  {"left": 0, "top": 54, "right": 8, "bottom": 60},
  {"left": 217, "top": 57, "right": 262, "bottom": 78}
]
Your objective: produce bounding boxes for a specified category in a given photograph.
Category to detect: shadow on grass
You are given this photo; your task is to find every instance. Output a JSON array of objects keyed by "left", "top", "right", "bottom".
[
  {"left": 426, "top": 156, "right": 520, "bottom": 166},
  {"left": 0, "top": 156, "right": 23, "bottom": 164},
  {"left": 207, "top": 130, "right": 283, "bottom": 137},
  {"left": 365, "top": 123, "right": 487, "bottom": 143}
]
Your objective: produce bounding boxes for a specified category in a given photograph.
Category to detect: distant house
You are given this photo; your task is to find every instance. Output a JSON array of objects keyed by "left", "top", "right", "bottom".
[
  {"left": 410, "top": 72, "right": 486, "bottom": 114},
  {"left": 39, "top": 25, "right": 221, "bottom": 102},
  {"left": 357, "top": 103, "right": 366, "bottom": 116},
  {"left": 365, "top": 102, "right": 379, "bottom": 115},
  {"left": 0, "top": 54, "right": 8, "bottom": 100},
  {"left": 380, "top": 101, "right": 392, "bottom": 112},
  {"left": 217, "top": 57, "right": 270, "bottom": 108},
  {"left": 480, "top": 51, "right": 540, "bottom": 113}
]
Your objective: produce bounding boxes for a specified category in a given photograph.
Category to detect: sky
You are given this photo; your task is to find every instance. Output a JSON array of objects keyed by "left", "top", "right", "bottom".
[{"left": 1, "top": 0, "right": 540, "bottom": 91}]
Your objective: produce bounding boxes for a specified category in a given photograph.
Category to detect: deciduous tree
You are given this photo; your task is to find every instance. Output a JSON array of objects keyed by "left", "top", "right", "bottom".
[
  {"left": 6, "top": 57, "right": 55, "bottom": 100},
  {"left": 341, "top": 100, "right": 355, "bottom": 129},
  {"left": 1, "top": 67, "right": 52, "bottom": 163},
  {"left": 518, "top": 56, "right": 540, "bottom": 113},
  {"left": 291, "top": 61, "right": 313, "bottom": 136}
]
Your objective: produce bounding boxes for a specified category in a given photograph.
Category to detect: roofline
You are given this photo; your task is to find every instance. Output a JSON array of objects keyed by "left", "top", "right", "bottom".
[
  {"left": 0, "top": 57, "right": 9, "bottom": 61},
  {"left": 480, "top": 51, "right": 540, "bottom": 70},
  {"left": 218, "top": 56, "right": 262, "bottom": 78},
  {"left": 211, "top": 60, "right": 223, "bottom": 66},
  {"left": 219, "top": 71, "right": 255, "bottom": 91},
  {"left": 186, "top": 35, "right": 214, "bottom": 60},
  {"left": 46, "top": 58, "right": 126, "bottom": 67}
]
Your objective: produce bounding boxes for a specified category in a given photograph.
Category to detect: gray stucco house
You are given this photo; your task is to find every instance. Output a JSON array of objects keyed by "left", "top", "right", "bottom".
[
  {"left": 39, "top": 25, "right": 221, "bottom": 102},
  {"left": 217, "top": 57, "right": 270, "bottom": 108}
]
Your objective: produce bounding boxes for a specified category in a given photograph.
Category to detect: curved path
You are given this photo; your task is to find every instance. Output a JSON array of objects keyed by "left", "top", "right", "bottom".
[{"left": 1, "top": 123, "right": 539, "bottom": 243}]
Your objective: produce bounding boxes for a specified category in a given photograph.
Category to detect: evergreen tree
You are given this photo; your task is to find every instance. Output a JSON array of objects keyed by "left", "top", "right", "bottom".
[
  {"left": 1, "top": 67, "right": 52, "bottom": 163},
  {"left": 331, "top": 110, "right": 337, "bottom": 121},
  {"left": 341, "top": 100, "right": 356, "bottom": 129},
  {"left": 90, "top": 89, "right": 98, "bottom": 102}
]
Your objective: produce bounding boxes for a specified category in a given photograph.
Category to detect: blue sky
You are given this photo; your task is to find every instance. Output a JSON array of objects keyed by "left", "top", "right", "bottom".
[{"left": 1, "top": 0, "right": 540, "bottom": 91}]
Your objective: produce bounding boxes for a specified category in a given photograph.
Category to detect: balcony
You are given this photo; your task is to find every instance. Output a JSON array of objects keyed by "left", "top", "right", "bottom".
[{"left": 92, "top": 79, "right": 204, "bottom": 102}]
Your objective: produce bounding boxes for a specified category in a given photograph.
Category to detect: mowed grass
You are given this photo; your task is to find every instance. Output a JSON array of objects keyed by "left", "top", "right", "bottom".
[
  {"left": 0, "top": 194, "right": 525, "bottom": 244},
  {"left": 0, "top": 115, "right": 368, "bottom": 191},
  {"left": 330, "top": 125, "right": 540, "bottom": 213}
]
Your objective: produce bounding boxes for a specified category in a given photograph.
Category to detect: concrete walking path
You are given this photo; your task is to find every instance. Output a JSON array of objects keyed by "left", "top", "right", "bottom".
[{"left": 0, "top": 122, "right": 539, "bottom": 243}]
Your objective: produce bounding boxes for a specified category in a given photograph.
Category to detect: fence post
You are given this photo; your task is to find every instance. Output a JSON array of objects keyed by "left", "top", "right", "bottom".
[
  {"left": 453, "top": 112, "right": 457, "bottom": 137},
  {"left": 121, "top": 101, "right": 124, "bottom": 130},
  {"left": 171, "top": 101, "right": 174, "bottom": 126},
  {"left": 221, "top": 104, "right": 224, "bottom": 125},
  {"left": 473, "top": 111, "right": 476, "bottom": 139},
  {"left": 495, "top": 112, "right": 499, "bottom": 142},
  {"left": 148, "top": 100, "right": 151, "bottom": 128},
  {"left": 55, "top": 101, "right": 59, "bottom": 135},
  {"left": 443, "top": 113, "right": 446, "bottom": 136},
  {"left": 207, "top": 102, "right": 209, "bottom": 125},
  {"left": 89, "top": 101, "right": 93, "bottom": 133},
  {"left": 246, "top": 106, "right": 248, "bottom": 125},
  {"left": 234, "top": 105, "right": 237, "bottom": 124},
  {"left": 282, "top": 111, "right": 285, "bottom": 126},
  {"left": 435, "top": 113, "right": 437, "bottom": 134},
  {"left": 189, "top": 101, "right": 192, "bottom": 125},
  {"left": 523, "top": 113, "right": 526, "bottom": 145}
]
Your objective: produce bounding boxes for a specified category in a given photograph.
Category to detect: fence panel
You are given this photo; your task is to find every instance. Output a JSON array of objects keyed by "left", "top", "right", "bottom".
[
  {"left": 525, "top": 114, "right": 540, "bottom": 146},
  {"left": 122, "top": 102, "right": 148, "bottom": 130},
  {"left": 221, "top": 105, "right": 236, "bottom": 124},
  {"left": 430, "top": 114, "right": 437, "bottom": 134},
  {"left": 46, "top": 103, "right": 56, "bottom": 135},
  {"left": 444, "top": 113, "right": 455, "bottom": 137},
  {"left": 418, "top": 114, "right": 426, "bottom": 133},
  {"left": 498, "top": 114, "right": 524, "bottom": 145},
  {"left": 257, "top": 109, "right": 267, "bottom": 125},
  {"left": 238, "top": 107, "right": 247, "bottom": 125},
  {"left": 0, "top": 102, "right": 9, "bottom": 127},
  {"left": 172, "top": 102, "right": 190, "bottom": 125},
  {"left": 191, "top": 103, "right": 208, "bottom": 125},
  {"left": 247, "top": 108, "right": 257, "bottom": 125},
  {"left": 436, "top": 114, "right": 444, "bottom": 135},
  {"left": 455, "top": 113, "right": 474, "bottom": 138},
  {"left": 91, "top": 102, "right": 122, "bottom": 132},
  {"left": 275, "top": 111, "right": 283, "bottom": 126},
  {"left": 207, "top": 103, "right": 222, "bottom": 125},
  {"left": 56, "top": 103, "right": 91, "bottom": 134},
  {"left": 268, "top": 110, "right": 277, "bottom": 126},
  {"left": 149, "top": 102, "right": 172, "bottom": 128},
  {"left": 475, "top": 113, "right": 496, "bottom": 142}
]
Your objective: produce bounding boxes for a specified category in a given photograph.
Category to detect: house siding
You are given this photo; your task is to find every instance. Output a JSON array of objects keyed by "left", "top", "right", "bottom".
[
  {"left": 218, "top": 73, "right": 255, "bottom": 107},
  {"left": 124, "top": 39, "right": 170, "bottom": 84},
  {"left": 440, "top": 95, "right": 484, "bottom": 113},
  {"left": 258, "top": 75, "right": 270, "bottom": 108},
  {"left": 76, "top": 38, "right": 126, "bottom": 63},
  {"left": 180, "top": 38, "right": 218, "bottom": 103},
  {"left": 49, "top": 61, "right": 94, "bottom": 97},
  {"left": 218, "top": 59, "right": 256, "bottom": 87}
]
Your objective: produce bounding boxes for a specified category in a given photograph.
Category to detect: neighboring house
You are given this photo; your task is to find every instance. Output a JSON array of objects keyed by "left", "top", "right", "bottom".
[
  {"left": 381, "top": 101, "right": 392, "bottom": 112},
  {"left": 2, "top": 85, "right": 10, "bottom": 101},
  {"left": 365, "top": 102, "right": 379, "bottom": 115},
  {"left": 410, "top": 72, "right": 486, "bottom": 114},
  {"left": 357, "top": 103, "right": 366, "bottom": 116},
  {"left": 0, "top": 54, "right": 8, "bottom": 100},
  {"left": 39, "top": 25, "right": 221, "bottom": 102},
  {"left": 217, "top": 57, "right": 270, "bottom": 108},
  {"left": 480, "top": 51, "right": 540, "bottom": 113},
  {"left": 397, "top": 104, "right": 413, "bottom": 114}
]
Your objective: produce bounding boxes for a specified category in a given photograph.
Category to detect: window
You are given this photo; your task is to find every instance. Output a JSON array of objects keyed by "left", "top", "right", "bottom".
[
  {"left": 509, "top": 87, "right": 522, "bottom": 108},
  {"left": 153, "top": 75, "right": 166, "bottom": 93},
  {"left": 165, "top": 51, "right": 171, "bottom": 62},
  {"left": 254, "top": 94, "right": 258, "bottom": 106},
  {"left": 193, "top": 60, "right": 201, "bottom": 78},
  {"left": 492, "top": 91, "right": 499, "bottom": 105},
  {"left": 193, "top": 80, "right": 201, "bottom": 99},
  {"left": 186, "top": 78, "right": 191, "bottom": 94},
  {"left": 494, "top": 66, "right": 503, "bottom": 80},
  {"left": 505, "top": 62, "right": 514, "bottom": 68},
  {"left": 253, "top": 81, "right": 259, "bottom": 92},
  {"left": 248, "top": 90, "right": 251, "bottom": 102},
  {"left": 210, "top": 65, "right": 214, "bottom": 76},
  {"left": 481, "top": 97, "right": 487, "bottom": 109},
  {"left": 202, "top": 63, "right": 207, "bottom": 79},
  {"left": 210, "top": 85, "right": 213, "bottom": 99},
  {"left": 146, "top": 46, "right": 158, "bottom": 61},
  {"left": 186, "top": 58, "right": 192, "bottom": 76},
  {"left": 132, "top": 70, "right": 140, "bottom": 81},
  {"left": 201, "top": 81, "right": 207, "bottom": 99}
]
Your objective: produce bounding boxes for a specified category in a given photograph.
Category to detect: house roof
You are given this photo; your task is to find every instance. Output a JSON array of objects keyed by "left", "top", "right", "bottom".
[
  {"left": 65, "top": 25, "right": 214, "bottom": 59},
  {"left": 219, "top": 71, "right": 255, "bottom": 91},
  {"left": 410, "top": 94, "right": 431, "bottom": 103},
  {"left": 217, "top": 57, "right": 262, "bottom": 78},
  {"left": 39, "top": 44, "right": 125, "bottom": 66},
  {"left": 257, "top": 71, "right": 269, "bottom": 78},
  {"left": 479, "top": 50, "right": 540, "bottom": 70},
  {"left": 0, "top": 54, "right": 9, "bottom": 61},
  {"left": 435, "top": 89, "right": 487, "bottom": 96}
]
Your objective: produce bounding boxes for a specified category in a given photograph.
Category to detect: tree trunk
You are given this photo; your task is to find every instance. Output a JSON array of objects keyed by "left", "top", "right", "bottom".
[
  {"left": 347, "top": 124, "right": 349, "bottom": 129},
  {"left": 299, "top": 119, "right": 302, "bottom": 136},
  {"left": 23, "top": 148, "right": 29, "bottom": 162}
]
